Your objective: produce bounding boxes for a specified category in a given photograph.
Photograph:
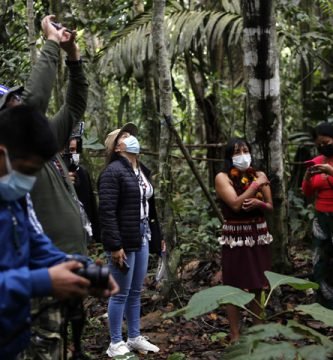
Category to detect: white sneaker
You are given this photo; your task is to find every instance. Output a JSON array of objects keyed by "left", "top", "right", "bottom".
[
  {"left": 127, "top": 335, "right": 160, "bottom": 354},
  {"left": 106, "top": 341, "right": 130, "bottom": 357}
]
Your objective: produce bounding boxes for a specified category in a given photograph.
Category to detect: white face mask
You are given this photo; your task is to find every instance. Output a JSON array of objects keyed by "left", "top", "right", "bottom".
[
  {"left": 72, "top": 153, "right": 80, "bottom": 166},
  {"left": 123, "top": 135, "right": 140, "bottom": 154},
  {"left": 0, "top": 148, "right": 37, "bottom": 201},
  {"left": 232, "top": 153, "right": 252, "bottom": 171}
]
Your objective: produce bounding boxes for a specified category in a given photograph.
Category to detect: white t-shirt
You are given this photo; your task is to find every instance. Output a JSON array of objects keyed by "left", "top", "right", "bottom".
[{"left": 134, "top": 168, "right": 153, "bottom": 219}]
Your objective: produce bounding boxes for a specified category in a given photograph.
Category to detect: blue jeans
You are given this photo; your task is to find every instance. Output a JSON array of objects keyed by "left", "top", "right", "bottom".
[{"left": 107, "top": 240, "right": 149, "bottom": 343}]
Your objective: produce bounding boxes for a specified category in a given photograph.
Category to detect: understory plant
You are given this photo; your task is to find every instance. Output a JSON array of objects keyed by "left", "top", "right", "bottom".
[{"left": 167, "top": 271, "right": 333, "bottom": 359}]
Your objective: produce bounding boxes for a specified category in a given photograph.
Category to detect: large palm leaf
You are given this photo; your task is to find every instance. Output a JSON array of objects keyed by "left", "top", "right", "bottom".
[{"left": 99, "top": 5, "right": 242, "bottom": 79}]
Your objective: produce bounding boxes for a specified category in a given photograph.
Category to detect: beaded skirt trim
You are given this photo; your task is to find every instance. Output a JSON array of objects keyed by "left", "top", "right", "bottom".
[{"left": 218, "top": 219, "right": 273, "bottom": 248}]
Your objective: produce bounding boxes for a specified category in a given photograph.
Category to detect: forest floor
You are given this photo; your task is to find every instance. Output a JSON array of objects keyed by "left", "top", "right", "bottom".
[{"left": 72, "top": 244, "right": 331, "bottom": 360}]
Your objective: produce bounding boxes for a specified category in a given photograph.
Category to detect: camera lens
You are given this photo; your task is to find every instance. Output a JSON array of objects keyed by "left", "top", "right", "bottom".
[
  {"left": 85, "top": 264, "right": 109, "bottom": 288},
  {"left": 73, "top": 264, "right": 110, "bottom": 289}
]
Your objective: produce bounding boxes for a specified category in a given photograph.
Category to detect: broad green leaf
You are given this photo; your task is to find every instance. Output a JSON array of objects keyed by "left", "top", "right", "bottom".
[
  {"left": 186, "top": 285, "right": 253, "bottom": 320},
  {"left": 245, "top": 323, "right": 303, "bottom": 342},
  {"left": 163, "top": 306, "right": 188, "bottom": 319},
  {"left": 264, "top": 271, "right": 319, "bottom": 292},
  {"left": 224, "top": 322, "right": 333, "bottom": 359},
  {"left": 296, "top": 303, "right": 333, "bottom": 327},
  {"left": 287, "top": 320, "right": 333, "bottom": 348},
  {"left": 224, "top": 340, "right": 297, "bottom": 360},
  {"left": 298, "top": 344, "right": 333, "bottom": 360},
  {"left": 165, "top": 285, "right": 253, "bottom": 320}
]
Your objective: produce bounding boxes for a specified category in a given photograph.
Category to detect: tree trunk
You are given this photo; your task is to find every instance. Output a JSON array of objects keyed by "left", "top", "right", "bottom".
[
  {"left": 152, "top": 0, "right": 177, "bottom": 295},
  {"left": 142, "top": 61, "right": 159, "bottom": 174},
  {"left": 49, "top": 0, "right": 65, "bottom": 110},
  {"left": 242, "top": 0, "right": 290, "bottom": 271},
  {"left": 300, "top": 0, "right": 313, "bottom": 125},
  {"left": 184, "top": 52, "right": 223, "bottom": 185},
  {"left": 26, "top": 0, "right": 37, "bottom": 65}
]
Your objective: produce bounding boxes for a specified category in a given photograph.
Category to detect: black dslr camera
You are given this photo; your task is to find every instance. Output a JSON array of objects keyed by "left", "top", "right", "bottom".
[{"left": 66, "top": 255, "right": 110, "bottom": 289}]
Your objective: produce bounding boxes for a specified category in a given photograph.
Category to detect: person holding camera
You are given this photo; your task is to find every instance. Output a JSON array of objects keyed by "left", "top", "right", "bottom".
[
  {"left": 99, "top": 123, "right": 163, "bottom": 357},
  {"left": 0, "top": 15, "right": 92, "bottom": 360},
  {"left": 0, "top": 105, "right": 118, "bottom": 360},
  {"left": 302, "top": 122, "right": 333, "bottom": 309}
]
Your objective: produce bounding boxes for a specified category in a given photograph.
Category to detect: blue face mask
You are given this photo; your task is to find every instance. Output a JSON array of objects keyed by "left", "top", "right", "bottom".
[
  {"left": 0, "top": 148, "right": 37, "bottom": 202},
  {"left": 123, "top": 135, "right": 140, "bottom": 154}
]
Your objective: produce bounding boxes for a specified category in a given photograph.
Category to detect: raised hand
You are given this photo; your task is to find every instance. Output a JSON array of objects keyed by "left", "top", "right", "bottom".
[
  {"left": 60, "top": 30, "right": 80, "bottom": 61},
  {"left": 41, "top": 15, "right": 66, "bottom": 44}
]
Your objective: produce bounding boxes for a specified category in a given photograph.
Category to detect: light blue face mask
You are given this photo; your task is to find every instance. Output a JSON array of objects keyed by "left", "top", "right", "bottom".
[
  {"left": 123, "top": 135, "right": 140, "bottom": 154},
  {"left": 0, "top": 148, "right": 37, "bottom": 202}
]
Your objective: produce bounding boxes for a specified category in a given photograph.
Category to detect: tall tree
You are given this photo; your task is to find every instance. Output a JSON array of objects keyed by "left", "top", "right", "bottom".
[
  {"left": 151, "top": 0, "right": 176, "bottom": 294},
  {"left": 26, "top": 0, "right": 37, "bottom": 64},
  {"left": 242, "top": 0, "right": 289, "bottom": 271}
]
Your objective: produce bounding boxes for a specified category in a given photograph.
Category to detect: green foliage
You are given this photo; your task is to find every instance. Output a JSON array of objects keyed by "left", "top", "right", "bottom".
[
  {"left": 287, "top": 189, "right": 314, "bottom": 244},
  {"left": 167, "top": 272, "right": 318, "bottom": 321},
  {"left": 167, "top": 272, "right": 333, "bottom": 359},
  {"left": 210, "top": 332, "right": 228, "bottom": 342},
  {"left": 223, "top": 322, "right": 333, "bottom": 360},
  {"left": 170, "top": 161, "right": 221, "bottom": 259},
  {"left": 296, "top": 303, "right": 333, "bottom": 327},
  {"left": 166, "top": 285, "right": 254, "bottom": 320},
  {"left": 265, "top": 271, "right": 319, "bottom": 292},
  {"left": 83, "top": 135, "right": 105, "bottom": 150},
  {"left": 264, "top": 271, "right": 318, "bottom": 307},
  {"left": 167, "top": 353, "right": 187, "bottom": 360}
]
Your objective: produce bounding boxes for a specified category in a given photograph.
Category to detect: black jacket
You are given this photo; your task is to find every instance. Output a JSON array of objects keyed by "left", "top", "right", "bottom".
[
  {"left": 74, "top": 165, "right": 100, "bottom": 242},
  {"left": 98, "top": 155, "right": 162, "bottom": 254}
]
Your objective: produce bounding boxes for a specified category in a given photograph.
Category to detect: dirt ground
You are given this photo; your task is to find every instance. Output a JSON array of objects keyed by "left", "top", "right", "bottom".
[{"left": 75, "top": 245, "right": 328, "bottom": 360}]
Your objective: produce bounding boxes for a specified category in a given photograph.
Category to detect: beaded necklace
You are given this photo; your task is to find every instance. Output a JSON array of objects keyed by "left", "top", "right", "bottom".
[{"left": 229, "top": 167, "right": 263, "bottom": 200}]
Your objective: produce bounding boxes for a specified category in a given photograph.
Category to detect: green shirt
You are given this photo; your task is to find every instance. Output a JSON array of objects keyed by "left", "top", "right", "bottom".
[{"left": 24, "top": 40, "right": 89, "bottom": 254}]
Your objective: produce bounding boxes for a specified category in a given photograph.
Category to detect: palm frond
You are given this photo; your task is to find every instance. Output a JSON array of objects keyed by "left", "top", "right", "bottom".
[
  {"left": 221, "top": 0, "right": 241, "bottom": 15},
  {"left": 100, "top": 8, "right": 242, "bottom": 79}
]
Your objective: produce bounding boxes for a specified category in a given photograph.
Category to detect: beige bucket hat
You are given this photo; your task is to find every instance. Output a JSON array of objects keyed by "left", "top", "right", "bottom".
[{"left": 104, "top": 122, "right": 138, "bottom": 155}]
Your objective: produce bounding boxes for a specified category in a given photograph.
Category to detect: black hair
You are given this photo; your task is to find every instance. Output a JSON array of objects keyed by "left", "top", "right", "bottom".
[
  {"left": 223, "top": 137, "right": 252, "bottom": 173},
  {"left": 0, "top": 105, "right": 58, "bottom": 161},
  {"left": 312, "top": 122, "right": 333, "bottom": 140},
  {"left": 68, "top": 136, "right": 83, "bottom": 154}
]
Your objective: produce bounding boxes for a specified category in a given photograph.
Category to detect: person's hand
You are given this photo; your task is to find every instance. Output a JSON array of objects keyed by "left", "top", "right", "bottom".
[
  {"left": 48, "top": 261, "right": 90, "bottom": 300},
  {"left": 311, "top": 164, "right": 333, "bottom": 176},
  {"left": 68, "top": 171, "right": 76, "bottom": 184},
  {"left": 41, "top": 15, "right": 66, "bottom": 44},
  {"left": 255, "top": 172, "right": 270, "bottom": 187},
  {"left": 242, "top": 198, "right": 261, "bottom": 211},
  {"left": 60, "top": 30, "right": 80, "bottom": 61},
  {"left": 111, "top": 249, "right": 127, "bottom": 266}
]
